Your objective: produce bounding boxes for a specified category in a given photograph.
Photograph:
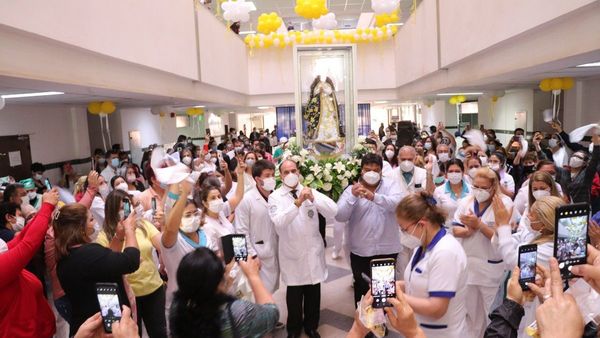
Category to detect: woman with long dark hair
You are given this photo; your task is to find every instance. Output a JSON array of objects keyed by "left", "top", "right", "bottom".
[{"left": 169, "top": 248, "right": 279, "bottom": 338}]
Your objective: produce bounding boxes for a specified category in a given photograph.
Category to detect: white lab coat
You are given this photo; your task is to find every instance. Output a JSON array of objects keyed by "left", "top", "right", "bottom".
[
  {"left": 268, "top": 183, "right": 338, "bottom": 286},
  {"left": 390, "top": 166, "right": 428, "bottom": 195},
  {"left": 235, "top": 187, "right": 280, "bottom": 293}
]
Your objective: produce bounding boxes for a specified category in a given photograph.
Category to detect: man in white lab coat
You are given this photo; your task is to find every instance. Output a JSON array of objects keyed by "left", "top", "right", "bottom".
[
  {"left": 268, "top": 160, "right": 338, "bottom": 338},
  {"left": 235, "top": 160, "right": 280, "bottom": 293}
]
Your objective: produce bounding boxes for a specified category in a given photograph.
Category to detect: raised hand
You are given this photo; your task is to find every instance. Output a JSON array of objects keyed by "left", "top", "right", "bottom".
[
  {"left": 87, "top": 171, "right": 100, "bottom": 189},
  {"left": 42, "top": 188, "right": 60, "bottom": 206},
  {"left": 492, "top": 195, "right": 510, "bottom": 226}
]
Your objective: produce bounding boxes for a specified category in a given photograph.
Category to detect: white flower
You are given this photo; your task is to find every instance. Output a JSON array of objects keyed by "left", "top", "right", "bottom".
[
  {"left": 322, "top": 183, "right": 332, "bottom": 191},
  {"left": 341, "top": 178, "right": 349, "bottom": 188},
  {"left": 288, "top": 137, "right": 297, "bottom": 144},
  {"left": 316, "top": 172, "right": 323, "bottom": 179},
  {"left": 353, "top": 144, "right": 364, "bottom": 151},
  {"left": 323, "top": 168, "right": 331, "bottom": 176},
  {"left": 357, "top": 135, "right": 367, "bottom": 143},
  {"left": 325, "top": 163, "right": 333, "bottom": 170},
  {"left": 351, "top": 169, "right": 358, "bottom": 176},
  {"left": 305, "top": 174, "right": 315, "bottom": 183},
  {"left": 333, "top": 161, "right": 345, "bottom": 173},
  {"left": 299, "top": 149, "right": 309, "bottom": 157},
  {"left": 310, "top": 163, "right": 321, "bottom": 175},
  {"left": 282, "top": 150, "right": 292, "bottom": 159},
  {"left": 291, "top": 155, "right": 302, "bottom": 163},
  {"left": 344, "top": 171, "right": 353, "bottom": 178},
  {"left": 324, "top": 174, "right": 333, "bottom": 182}
]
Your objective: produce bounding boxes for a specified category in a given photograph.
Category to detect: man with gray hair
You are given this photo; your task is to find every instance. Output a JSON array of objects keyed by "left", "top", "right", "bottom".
[{"left": 391, "top": 146, "right": 430, "bottom": 195}]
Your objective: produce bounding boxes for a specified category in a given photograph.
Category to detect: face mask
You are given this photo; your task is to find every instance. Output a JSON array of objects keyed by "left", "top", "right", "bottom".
[
  {"left": 235, "top": 146, "right": 243, "bottom": 152},
  {"left": 385, "top": 150, "right": 395, "bottom": 160},
  {"left": 458, "top": 151, "right": 465, "bottom": 158},
  {"left": 116, "top": 182, "right": 128, "bottom": 192},
  {"left": 468, "top": 168, "right": 479, "bottom": 179},
  {"left": 434, "top": 176, "right": 445, "bottom": 185},
  {"left": 211, "top": 158, "right": 218, "bottom": 164},
  {"left": 400, "top": 224, "right": 423, "bottom": 249},
  {"left": 424, "top": 142, "right": 432, "bottom": 150},
  {"left": 98, "top": 158, "right": 106, "bottom": 164},
  {"left": 0, "top": 239, "right": 7, "bottom": 254},
  {"left": 524, "top": 216, "right": 542, "bottom": 238},
  {"left": 27, "top": 191, "right": 37, "bottom": 200},
  {"left": 20, "top": 194, "right": 29, "bottom": 207},
  {"left": 110, "top": 158, "right": 119, "bottom": 168},
  {"left": 390, "top": 135, "right": 397, "bottom": 141},
  {"left": 283, "top": 173, "right": 299, "bottom": 188},
  {"left": 182, "top": 156, "right": 192, "bottom": 165},
  {"left": 472, "top": 188, "right": 491, "bottom": 203},
  {"left": 99, "top": 184, "right": 110, "bottom": 199},
  {"left": 487, "top": 144, "right": 496, "bottom": 153},
  {"left": 400, "top": 160, "right": 414, "bottom": 173},
  {"left": 34, "top": 173, "right": 43, "bottom": 181},
  {"left": 261, "top": 177, "right": 276, "bottom": 191},
  {"left": 524, "top": 165, "right": 535, "bottom": 174},
  {"left": 180, "top": 215, "right": 200, "bottom": 233},
  {"left": 479, "top": 156, "right": 488, "bottom": 166},
  {"left": 14, "top": 216, "right": 26, "bottom": 232},
  {"left": 126, "top": 174, "right": 137, "bottom": 184},
  {"left": 532, "top": 189, "right": 551, "bottom": 200},
  {"left": 548, "top": 139, "right": 558, "bottom": 148},
  {"left": 362, "top": 171, "right": 381, "bottom": 186},
  {"left": 489, "top": 163, "right": 501, "bottom": 172},
  {"left": 569, "top": 156, "right": 585, "bottom": 168},
  {"left": 245, "top": 159, "right": 255, "bottom": 167},
  {"left": 447, "top": 172, "right": 463, "bottom": 185},
  {"left": 438, "top": 153, "right": 450, "bottom": 162},
  {"left": 208, "top": 199, "right": 224, "bottom": 214}
]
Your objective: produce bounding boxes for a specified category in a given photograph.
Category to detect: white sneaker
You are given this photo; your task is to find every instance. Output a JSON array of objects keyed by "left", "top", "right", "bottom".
[{"left": 331, "top": 250, "right": 341, "bottom": 260}]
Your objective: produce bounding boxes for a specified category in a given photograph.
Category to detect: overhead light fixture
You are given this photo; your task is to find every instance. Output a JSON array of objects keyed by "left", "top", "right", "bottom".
[
  {"left": 194, "top": 105, "right": 205, "bottom": 108},
  {"left": 1, "top": 91, "right": 64, "bottom": 99},
  {"left": 436, "top": 92, "right": 483, "bottom": 96},
  {"left": 257, "top": 106, "right": 271, "bottom": 110},
  {"left": 387, "top": 23, "right": 404, "bottom": 26},
  {"left": 374, "top": 100, "right": 388, "bottom": 104},
  {"left": 239, "top": 30, "right": 256, "bottom": 35},
  {"left": 576, "top": 61, "right": 600, "bottom": 67}
]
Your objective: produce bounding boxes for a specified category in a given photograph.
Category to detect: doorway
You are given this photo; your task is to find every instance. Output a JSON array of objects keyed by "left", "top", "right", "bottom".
[
  {"left": 0, "top": 135, "right": 33, "bottom": 181},
  {"left": 128, "top": 130, "right": 142, "bottom": 167}
]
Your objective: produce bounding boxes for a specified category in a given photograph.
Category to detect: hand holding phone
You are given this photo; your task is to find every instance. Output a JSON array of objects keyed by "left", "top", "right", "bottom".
[
  {"left": 554, "top": 203, "right": 589, "bottom": 279},
  {"left": 95, "top": 283, "right": 122, "bottom": 333},
  {"left": 371, "top": 258, "right": 396, "bottom": 308},
  {"left": 44, "top": 178, "right": 52, "bottom": 190},
  {"left": 123, "top": 199, "right": 131, "bottom": 219},
  {"left": 518, "top": 244, "right": 537, "bottom": 290},
  {"left": 151, "top": 197, "right": 157, "bottom": 215}
]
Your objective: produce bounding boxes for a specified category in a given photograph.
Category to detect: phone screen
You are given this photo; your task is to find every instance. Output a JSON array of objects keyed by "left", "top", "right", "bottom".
[
  {"left": 44, "top": 178, "right": 52, "bottom": 190},
  {"left": 95, "top": 283, "right": 122, "bottom": 333},
  {"left": 123, "top": 199, "right": 131, "bottom": 219},
  {"left": 555, "top": 203, "right": 589, "bottom": 278},
  {"left": 151, "top": 197, "right": 157, "bottom": 214},
  {"left": 232, "top": 235, "right": 248, "bottom": 261},
  {"left": 518, "top": 244, "right": 537, "bottom": 290},
  {"left": 371, "top": 258, "right": 396, "bottom": 308}
]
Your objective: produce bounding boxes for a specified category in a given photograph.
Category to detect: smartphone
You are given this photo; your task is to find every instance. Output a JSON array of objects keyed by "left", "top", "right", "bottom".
[
  {"left": 44, "top": 178, "right": 52, "bottom": 190},
  {"left": 123, "top": 199, "right": 131, "bottom": 219},
  {"left": 151, "top": 197, "right": 157, "bottom": 215},
  {"left": 370, "top": 258, "right": 396, "bottom": 308},
  {"left": 554, "top": 202, "right": 589, "bottom": 279},
  {"left": 518, "top": 244, "right": 537, "bottom": 290},
  {"left": 95, "top": 283, "right": 122, "bottom": 333},
  {"left": 221, "top": 234, "right": 248, "bottom": 263}
]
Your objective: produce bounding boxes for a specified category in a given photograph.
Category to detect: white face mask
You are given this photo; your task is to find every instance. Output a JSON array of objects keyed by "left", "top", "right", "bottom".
[
  {"left": 362, "top": 171, "right": 381, "bottom": 186},
  {"left": 532, "top": 189, "right": 551, "bottom": 200},
  {"left": 34, "top": 173, "right": 43, "bottom": 181},
  {"left": 447, "top": 172, "right": 463, "bottom": 185},
  {"left": 116, "top": 183, "right": 128, "bottom": 192},
  {"left": 400, "top": 224, "right": 423, "bottom": 249},
  {"left": 27, "top": 191, "right": 37, "bottom": 200},
  {"left": 99, "top": 184, "right": 110, "bottom": 199},
  {"left": 211, "top": 158, "right": 218, "bottom": 164},
  {"left": 261, "top": 177, "right": 276, "bottom": 192},
  {"left": 548, "top": 139, "right": 559, "bottom": 148},
  {"left": 245, "top": 159, "right": 255, "bottom": 167},
  {"left": 569, "top": 156, "right": 585, "bottom": 169},
  {"left": 479, "top": 156, "right": 488, "bottom": 166},
  {"left": 399, "top": 160, "right": 414, "bottom": 173},
  {"left": 182, "top": 156, "right": 192, "bottom": 165},
  {"left": 0, "top": 239, "right": 7, "bottom": 254},
  {"left": 524, "top": 216, "right": 542, "bottom": 238},
  {"left": 208, "top": 199, "right": 224, "bottom": 214},
  {"left": 14, "top": 216, "right": 26, "bottom": 232},
  {"left": 424, "top": 142, "right": 432, "bottom": 150},
  {"left": 126, "top": 174, "right": 137, "bottom": 184},
  {"left": 180, "top": 215, "right": 200, "bottom": 233},
  {"left": 283, "top": 173, "right": 299, "bottom": 188},
  {"left": 468, "top": 167, "right": 479, "bottom": 179},
  {"left": 472, "top": 188, "right": 491, "bottom": 203},
  {"left": 385, "top": 150, "right": 395, "bottom": 159},
  {"left": 489, "top": 163, "right": 501, "bottom": 172},
  {"left": 438, "top": 153, "right": 450, "bottom": 163}
]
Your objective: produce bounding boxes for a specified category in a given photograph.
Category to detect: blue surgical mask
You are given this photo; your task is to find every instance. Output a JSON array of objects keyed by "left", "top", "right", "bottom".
[{"left": 111, "top": 158, "right": 120, "bottom": 168}]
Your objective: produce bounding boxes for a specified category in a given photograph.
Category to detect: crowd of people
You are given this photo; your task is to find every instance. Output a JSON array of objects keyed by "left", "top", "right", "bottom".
[{"left": 1, "top": 120, "right": 600, "bottom": 338}]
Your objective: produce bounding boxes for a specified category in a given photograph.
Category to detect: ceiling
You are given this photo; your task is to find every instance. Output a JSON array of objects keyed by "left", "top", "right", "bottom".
[{"left": 232, "top": 0, "right": 420, "bottom": 31}]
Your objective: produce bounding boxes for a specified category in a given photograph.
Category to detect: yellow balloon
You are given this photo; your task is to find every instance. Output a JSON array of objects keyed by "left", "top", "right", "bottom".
[
  {"left": 550, "top": 78, "right": 563, "bottom": 91},
  {"left": 87, "top": 102, "right": 102, "bottom": 115},
  {"left": 449, "top": 97, "right": 457, "bottom": 105},
  {"left": 100, "top": 101, "right": 116, "bottom": 114},
  {"left": 539, "top": 78, "right": 552, "bottom": 92},
  {"left": 458, "top": 95, "right": 466, "bottom": 103},
  {"left": 562, "top": 77, "right": 574, "bottom": 90}
]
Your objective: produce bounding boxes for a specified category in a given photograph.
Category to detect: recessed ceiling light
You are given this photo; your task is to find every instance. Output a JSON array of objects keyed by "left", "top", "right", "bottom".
[
  {"left": 1, "top": 91, "right": 65, "bottom": 99},
  {"left": 576, "top": 61, "right": 600, "bottom": 67},
  {"left": 257, "top": 106, "right": 271, "bottom": 109},
  {"left": 387, "top": 23, "right": 404, "bottom": 26},
  {"left": 239, "top": 30, "right": 256, "bottom": 35},
  {"left": 194, "top": 105, "right": 205, "bottom": 108},
  {"left": 436, "top": 92, "right": 483, "bottom": 96},
  {"left": 374, "top": 100, "right": 388, "bottom": 104}
]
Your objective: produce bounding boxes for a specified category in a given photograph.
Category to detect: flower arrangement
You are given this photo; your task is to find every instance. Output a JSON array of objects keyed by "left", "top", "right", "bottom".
[{"left": 278, "top": 137, "right": 363, "bottom": 201}]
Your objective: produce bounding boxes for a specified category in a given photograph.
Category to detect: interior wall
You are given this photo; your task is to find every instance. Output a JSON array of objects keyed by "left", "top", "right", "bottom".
[
  {"left": 564, "top": 77, "right": 600, "bottom": 133},
  {"left": 488, "top": 89, "right": 534, "bottom": 145},
  {"left": 0, "top": 103, "right": 90, "bottom": 183},
  {"left": 87, "top": 110, "right": 124, "bottom": 153}
]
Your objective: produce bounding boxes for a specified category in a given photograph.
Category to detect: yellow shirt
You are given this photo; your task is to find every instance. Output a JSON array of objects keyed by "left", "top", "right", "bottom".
[{"left": 96, "top": 220, "right": 163, "bottom": 297}]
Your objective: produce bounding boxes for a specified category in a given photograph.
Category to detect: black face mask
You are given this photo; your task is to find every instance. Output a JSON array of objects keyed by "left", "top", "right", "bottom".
[{"left": 524, "top": 165, "right": 535, "bottom": 174}]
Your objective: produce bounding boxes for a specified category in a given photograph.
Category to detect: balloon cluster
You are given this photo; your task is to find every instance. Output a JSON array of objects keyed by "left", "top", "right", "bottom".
[
  {"left": 372, "top": 0, "right": 400, "bottom": 14},
  {"left": 186, "top": 107, "right": 205, "bottom": 116},
  {"left": 88, "top": 101, "right": 116, "bottom": 115},
  {"left": 539, "top": 77, "right": 574, "bottom": 93},
  {"left": 295, "top": 0, "right": 328, "bottom": 19},
  {"left": 221, "top": 0, "right": 255, "bottom": 23},
  {"left": 374, "top": 10, "right": 399, "bottom": 27},
  {"left": 244, "top": 26, "right": 398, "bottom": 49},
  {"left": 257, "top": 12, "right": 283, "bottom": 34},
  {"left": 448, "top": 95, "right": 466, "bottom": 105},
  {"left": 312, "top": 12, "right": 337, "bottom": 30}
]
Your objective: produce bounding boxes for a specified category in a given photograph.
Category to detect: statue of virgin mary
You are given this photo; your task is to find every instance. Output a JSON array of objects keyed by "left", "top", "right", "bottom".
[{"left": 303, "top": 76, "right": 344, "bottom": 144}]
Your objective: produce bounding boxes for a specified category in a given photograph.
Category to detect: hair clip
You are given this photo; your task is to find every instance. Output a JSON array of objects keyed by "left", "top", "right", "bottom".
[
  {"left": 425, "top": 196, "right": 437, "bottom": 206},
  {"left": 52, "top": 209, "right": 61, "bottom": 222}
]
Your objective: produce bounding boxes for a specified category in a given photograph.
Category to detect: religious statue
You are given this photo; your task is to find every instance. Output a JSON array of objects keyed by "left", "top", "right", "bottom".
[{"left": 303, "top": 76, "right": 344, "bottom": 145}]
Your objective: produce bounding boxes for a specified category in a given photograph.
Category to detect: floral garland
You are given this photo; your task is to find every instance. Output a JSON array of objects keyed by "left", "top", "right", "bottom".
[{"left": 277, "top": 137, "right": 368, "bottom": 201}]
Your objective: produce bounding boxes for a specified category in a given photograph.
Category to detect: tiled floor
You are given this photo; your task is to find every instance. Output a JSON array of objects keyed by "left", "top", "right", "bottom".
[{"left": 271, "top": 230, "right": 402, "bottom": 338}]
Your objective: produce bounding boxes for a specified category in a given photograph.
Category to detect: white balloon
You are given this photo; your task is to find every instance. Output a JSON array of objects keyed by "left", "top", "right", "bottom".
[
  {"left": 312, "top": 13, "right": 338, "bottom": 30},
  {"left": 273, "top": 38, "right": 280, "bottom": 46},
  {"left": 284, "top": 36, "right": 291, "bottom": 44},
  {"left": 221, "top": 0, "right": 255, "bottom": 23},
  {"left": 371, "top": 0, "right": 399, "bottom": 14}
]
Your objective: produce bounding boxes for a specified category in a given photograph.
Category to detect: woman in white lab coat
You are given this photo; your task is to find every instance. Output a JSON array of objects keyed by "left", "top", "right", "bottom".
[
  {"left": 433, "top": 159, "right": 471, "bottom": 229},
  {"left": 396, "top": 192, "right": 468, "bottom": 338},
  {"left": 452, "top": 167, "right": 513, "bottom": 338}
]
